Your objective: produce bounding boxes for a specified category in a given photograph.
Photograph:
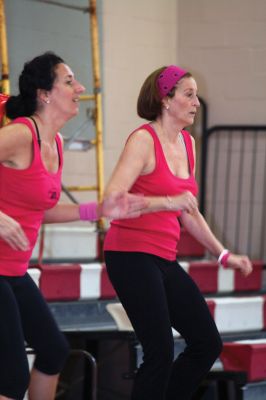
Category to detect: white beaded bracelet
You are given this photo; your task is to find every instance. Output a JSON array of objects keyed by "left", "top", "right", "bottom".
[{"left": 166, "top": 195, "right": 173, "bottom": 209}]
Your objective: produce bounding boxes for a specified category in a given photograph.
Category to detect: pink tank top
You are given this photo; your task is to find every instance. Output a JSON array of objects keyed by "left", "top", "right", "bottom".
[
  {"left": 0, "top": 117, "right": 63, "bottom": 276},
  {"left": 104, "top": 124, "right": 198, "bottom": 261}
]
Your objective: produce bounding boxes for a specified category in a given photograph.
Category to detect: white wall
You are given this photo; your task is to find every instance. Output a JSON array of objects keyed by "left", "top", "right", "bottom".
[
  {"left": 178, "top": 0, "right": 266, "bottom": 126},
  {"left": 100, "top": 0, "right": 178, "bottom": 182}
]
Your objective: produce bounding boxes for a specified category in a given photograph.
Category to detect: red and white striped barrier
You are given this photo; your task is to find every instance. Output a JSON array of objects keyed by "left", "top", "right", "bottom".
[
  {"left": 172, "top": 296, "right": 266, "bottom": 338},
  {"left": 180, "top": 260, "right": 263, "bottom": 293},
  {"left": 206, "top": 296, "right": 266, "bottom": 333},
  {"left": 28, "top": 265, "right": 266, "bottom": 339},
  {"left": 79, "top": 263, "right": 116, "bottom": 299},
  {"left": 106, "top": 296, "right": 266, "bottom": 337},
  {"left": 36, "top": 263, "right": 81, "bottom": 301},
  {"left": 107, "top": 296, "right": 266, "bottom": 337},
  {"left": 28, "top": 268, "right": 41, "bottom": 288},
  {"left": 220, "top": 339, "right": 266, "bottom": 382},
  {"left": 29, "top": 260, "right": 264, "bottom": 301},
  {"left": 29, "top": 263, "right": 116, "bottom": 301}
]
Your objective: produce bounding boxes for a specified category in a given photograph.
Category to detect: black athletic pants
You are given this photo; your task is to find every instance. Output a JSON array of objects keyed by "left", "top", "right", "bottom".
[
  {"left": 105, "top": 251, "right": 223, "bottom": 400},
  {"left": 0, "top": 272, "right": 69, "bottom": 399}
]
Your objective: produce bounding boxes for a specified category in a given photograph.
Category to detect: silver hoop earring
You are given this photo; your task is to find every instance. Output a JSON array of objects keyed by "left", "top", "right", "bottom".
[
  {"left": 45, "top": 99, "right": 50, "bottom": 104},
  {"left": 166, "top": 105, "right": 169, "bottom": 110}
]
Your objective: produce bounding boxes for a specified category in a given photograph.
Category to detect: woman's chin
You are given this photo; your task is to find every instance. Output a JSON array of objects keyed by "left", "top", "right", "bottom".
[{"left": 71, "top": 107, "right": 80, "bottom": 117}]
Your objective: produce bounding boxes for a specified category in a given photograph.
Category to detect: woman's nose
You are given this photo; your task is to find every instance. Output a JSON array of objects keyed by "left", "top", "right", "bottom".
[
  {"left": 195, "top": 96, "right": 200, "bottom": 107},
  {"left": 76, "top": 81, "right": 86, "bottom": 93}
]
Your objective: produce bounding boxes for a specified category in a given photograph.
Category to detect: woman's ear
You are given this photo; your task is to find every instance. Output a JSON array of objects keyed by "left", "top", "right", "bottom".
[
  {"left": 162, "top": 100, "right": 170, "bottom": 110},
  {"left": 37, "top": 88, "right": 50, "bottom": 105}
]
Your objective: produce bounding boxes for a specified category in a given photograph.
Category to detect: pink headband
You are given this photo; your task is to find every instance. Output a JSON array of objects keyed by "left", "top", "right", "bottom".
[{"left": 157, "top": 65, "right": 187, "bottom": 99}]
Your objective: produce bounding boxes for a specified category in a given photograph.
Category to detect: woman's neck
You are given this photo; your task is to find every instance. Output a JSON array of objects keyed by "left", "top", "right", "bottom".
[
  {"left": 153, "top": 118, "right": 182, "bottom": 144},
  {"left": 31, "top": 112, "right": 62, "bottom": 144}
]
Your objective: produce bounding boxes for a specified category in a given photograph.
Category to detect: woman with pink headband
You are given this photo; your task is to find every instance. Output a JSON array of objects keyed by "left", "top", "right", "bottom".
[{"left": 103, "top": 65, "right": 252, "bottom": 399}]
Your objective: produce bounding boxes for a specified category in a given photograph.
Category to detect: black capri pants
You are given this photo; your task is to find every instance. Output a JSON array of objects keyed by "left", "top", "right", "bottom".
[
  {"left": 0, "top": 272, "right": 69, "bottom": 399},
  {"left": 105, "top": 251, "right": 223, "bottom": 400}
]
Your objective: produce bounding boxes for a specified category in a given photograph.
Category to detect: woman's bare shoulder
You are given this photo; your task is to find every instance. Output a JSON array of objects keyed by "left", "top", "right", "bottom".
[
  {"left": 0, "top": 122, "right": 32, "bottom": 142},
  {"left": 127, "top": 126, "right": 154, "bottom": 147}
]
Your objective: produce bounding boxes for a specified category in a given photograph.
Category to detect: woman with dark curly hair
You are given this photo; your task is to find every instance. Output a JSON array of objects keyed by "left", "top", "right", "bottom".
[{"left": 0, "top": 51, "right": 146, "bottom": 400}]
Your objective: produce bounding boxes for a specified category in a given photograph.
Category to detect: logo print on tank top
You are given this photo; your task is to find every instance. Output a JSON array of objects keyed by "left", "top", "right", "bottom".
[{"left": 49, "top": 189, "right": 58, "bottom": 200}]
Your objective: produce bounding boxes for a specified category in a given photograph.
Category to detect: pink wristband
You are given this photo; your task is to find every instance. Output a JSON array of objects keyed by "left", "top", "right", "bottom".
[{"left": 79, "top": 202, "right": 98, "bottom": 221}]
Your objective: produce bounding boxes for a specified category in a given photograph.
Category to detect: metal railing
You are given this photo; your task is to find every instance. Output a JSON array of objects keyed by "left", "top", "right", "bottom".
[{"left": 200, "top": 124, "right": 266, "bottom": 261}]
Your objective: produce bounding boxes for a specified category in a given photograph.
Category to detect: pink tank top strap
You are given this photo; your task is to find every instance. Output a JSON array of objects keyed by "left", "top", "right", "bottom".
[
  {"left": 12, "top": 117, "right": 42, "bottom": 167},
  {"left": 11, "top": 117, "right": 41, "bottom": 158},
  {"left": 181, "top": 130, "right": 195, "bottom": 174},
  {"left": 11, "top": 117, "right": 63, "bottom": 169},
  {"left": 128, "top": 123, "right": 165, "bottom": 170},
  {"left": 11, "top": 117, "right": 37, "bottom": 137},
  {"left": 128, "top": 123, "right": 158, "bottom": 142},
  {"left": 54, "top": 133, "right": 63, "bottom": 168}
]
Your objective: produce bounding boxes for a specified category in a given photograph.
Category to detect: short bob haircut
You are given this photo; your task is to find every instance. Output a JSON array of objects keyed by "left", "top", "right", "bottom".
[{"left": 137, "top": 67, "right": 192, "bottom": 121}]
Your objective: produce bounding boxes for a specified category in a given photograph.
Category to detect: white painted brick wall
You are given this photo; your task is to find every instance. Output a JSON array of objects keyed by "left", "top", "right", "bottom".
[{"left": 178, "top": 0, "right": 266, "bottom": 126}]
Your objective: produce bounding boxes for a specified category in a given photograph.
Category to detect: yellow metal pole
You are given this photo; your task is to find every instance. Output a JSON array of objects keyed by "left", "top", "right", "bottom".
[
  {"left": 66, "top": 185, "right": 98, "bottom": 192},
  {"left": 80, "top": 94, "right": 95, "bottom": 101},
  {"left": 0, "top": 0, "right": 10, "bottom": 95},
  {"left": 89, "top": 0, "right": 105, "bottom": 258},
  {"left": 89, "top": 0, "right": 104, "bottom": 204}
]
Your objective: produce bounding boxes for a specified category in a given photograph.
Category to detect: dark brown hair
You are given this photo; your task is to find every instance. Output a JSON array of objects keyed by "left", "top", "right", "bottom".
[
  {"left": 137, "top": 67, "right": 192, "bottom": 121},
  {"left": 6, "top": 51, "right": 64, "bottom": 119}
]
